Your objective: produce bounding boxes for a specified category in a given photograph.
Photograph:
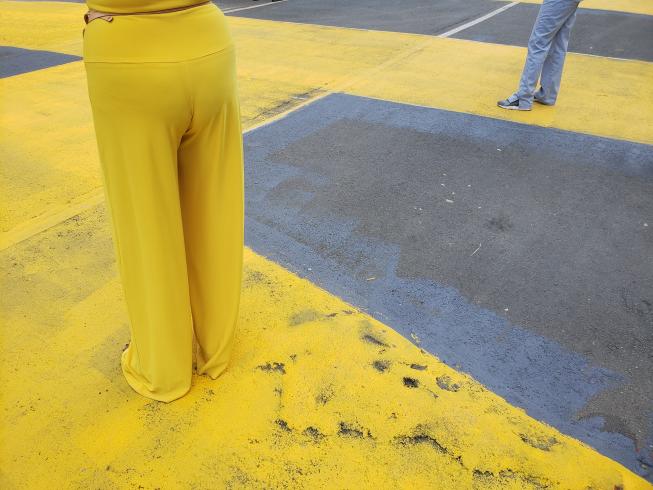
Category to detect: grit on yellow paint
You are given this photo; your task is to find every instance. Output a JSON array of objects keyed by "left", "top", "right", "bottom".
[
  {"left": 1, "top": 206, "right": 651, "bottom": 489},
  {"left": 515, "top": 0, "right": 653, "bottom": 16}
]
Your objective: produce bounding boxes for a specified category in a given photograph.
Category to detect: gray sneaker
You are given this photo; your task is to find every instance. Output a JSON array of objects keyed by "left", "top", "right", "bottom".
[{"left": 497, "top": 97, "right": 531, "bottom": 111}]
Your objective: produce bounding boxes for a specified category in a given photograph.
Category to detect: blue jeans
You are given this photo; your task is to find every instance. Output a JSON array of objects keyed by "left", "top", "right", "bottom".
[{"left": 514, "top": 0, "right": 580, "bottom": 108}]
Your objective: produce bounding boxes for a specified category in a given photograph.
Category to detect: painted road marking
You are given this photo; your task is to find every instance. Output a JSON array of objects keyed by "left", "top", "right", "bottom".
[
  {"left": 1, "top": 210, "right": 650, "bottom": 487},
  {"left": 437, "top": 1, "right": 520, "bottom": 38},
  {"left": 223, "top": 0, "right": 289, "bottom": 14},
  {"left": 226, "top": 0, "right": 522, "bottom": 37}
]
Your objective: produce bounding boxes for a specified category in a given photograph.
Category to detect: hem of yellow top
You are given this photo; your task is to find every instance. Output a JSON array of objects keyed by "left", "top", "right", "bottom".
[
  {"left": 82, "top": 2, "right": 233, "bottom": 63},
  {"left": 86, "top": 0, "right": 211, "bottom": 14}
]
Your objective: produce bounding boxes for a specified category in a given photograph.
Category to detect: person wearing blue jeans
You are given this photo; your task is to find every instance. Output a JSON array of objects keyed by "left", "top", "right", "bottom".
[{"left": 498, "top": 0, "right": 582, "bottom": 111}]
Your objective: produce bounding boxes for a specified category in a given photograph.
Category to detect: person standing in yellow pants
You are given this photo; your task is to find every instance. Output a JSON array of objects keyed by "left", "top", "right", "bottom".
[{"left": 82, "top": 1, "right": 244, "bottom": 402}]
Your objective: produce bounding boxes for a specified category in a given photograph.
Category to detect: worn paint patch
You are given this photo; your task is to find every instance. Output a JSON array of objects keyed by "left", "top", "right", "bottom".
[{"left": 0, "top": 206, "right": 650, "bottom": 489}]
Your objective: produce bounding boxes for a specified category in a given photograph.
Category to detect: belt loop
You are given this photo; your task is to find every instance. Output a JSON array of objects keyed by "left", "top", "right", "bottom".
[
  {"left": 84, "top": 11, "right": 114, "bottom": 24},
  {"left": 83, "top": 1, "right": 210, "bottom": 25}
]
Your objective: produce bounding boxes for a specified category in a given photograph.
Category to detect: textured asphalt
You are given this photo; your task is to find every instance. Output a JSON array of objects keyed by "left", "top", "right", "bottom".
[
  {"left": 224, "top": 0, "right": 510, "bottom": 36},
  {"left": 216, "top": 0, "right": 277, "bottom": 10},
  {"left": 243, "top": 94, "right": 653, "bottom": 478}
]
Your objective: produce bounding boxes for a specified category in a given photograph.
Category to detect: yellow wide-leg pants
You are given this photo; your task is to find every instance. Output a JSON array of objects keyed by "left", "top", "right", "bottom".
[{"left": 83, "top": 4, "right": 243, "bottom": 402}]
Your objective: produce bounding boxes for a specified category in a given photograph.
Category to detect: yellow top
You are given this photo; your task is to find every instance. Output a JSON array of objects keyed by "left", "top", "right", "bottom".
[
  {"left": 82, "top": 2, "right": 232, "bottom": 62},
  {"left": 86, "top": 0, "right": 206, "bottom": 14}
]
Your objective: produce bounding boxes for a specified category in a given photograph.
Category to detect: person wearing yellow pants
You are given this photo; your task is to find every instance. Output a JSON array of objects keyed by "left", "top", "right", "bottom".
[{"left": 82, "top": 1, "right": 244, "bottom": 402}]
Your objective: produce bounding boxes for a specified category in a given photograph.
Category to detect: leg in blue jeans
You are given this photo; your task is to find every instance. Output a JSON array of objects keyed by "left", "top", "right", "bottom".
[
  {"left": 534, "top": 8, "right": 577, "bottom": 104},
  {"left": 507, "top": 0, "right": 580, "bottom": 109}
]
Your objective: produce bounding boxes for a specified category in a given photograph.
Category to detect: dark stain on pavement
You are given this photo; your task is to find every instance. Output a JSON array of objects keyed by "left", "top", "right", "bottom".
[
  {"left": 315, "top": 385, "right": 335, "bottom": 405},
  {"left": 289, "top": 309, "right": 323, "bottom": 326},
  {"left": 361, "top": 333, "right": 389, "bottom": 347},
  {"left": 410, "top": 363, "right": 428, "bottom": 370},
  {"left": 403, "top": 377, "right": 419, "bottom": 388},
  {"left": 257, "top": 362, "right": 286, "bottom": 374},
  {"left": 394, "top": 432, "right": 447, "bottom": 454},
  {"left": 436, "top": 375, "right": 460, "bottom": 392},
  {"left": 245, "top": 88, "right": 324, "bottom": 127},
  {"left": 486, "top": 214, "right": 514, "bottom": 233},
  {"left": 303, "top": 426, "right": 326, "bottom": 442},
  {"left": 472, "top": 468, "right": 552, "bottom": 489},
  {"left": 372, "top": 360, "right": 390, "bottom": 372},
  {"left": 338, "top": 421, "right": 374, "bottom": 439},
  {"left": 519, "top": 433, "right": 559, "bottom": 451},
  {"left": 275, "top": 419, "right": 292, "bottom": 432}
]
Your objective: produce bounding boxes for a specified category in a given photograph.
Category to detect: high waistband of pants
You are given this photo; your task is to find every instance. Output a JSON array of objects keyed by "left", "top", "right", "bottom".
[{"left": 83, "top": 2, "right": 233, "bottom": 63}]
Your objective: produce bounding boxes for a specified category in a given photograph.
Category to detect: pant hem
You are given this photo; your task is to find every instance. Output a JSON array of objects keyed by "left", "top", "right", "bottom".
[{"left": 121, "top": 350, "right": 192, "bottom": 403}]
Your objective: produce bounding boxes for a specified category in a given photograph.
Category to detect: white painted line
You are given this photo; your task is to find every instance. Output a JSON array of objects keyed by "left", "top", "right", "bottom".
[
  {"left": 575, "top": 51, "right": 635, "bottom": 63},
  {"left": 223, "top": 0, "right": 288, "bottom": 14},
  {"left": 438, "top": 1, "right": 520, "bottom": 38}
]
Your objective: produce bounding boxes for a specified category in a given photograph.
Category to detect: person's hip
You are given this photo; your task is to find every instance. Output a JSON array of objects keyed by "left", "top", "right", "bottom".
[{"left": 82, "top": 2, "right": 233, "bottom": 63}]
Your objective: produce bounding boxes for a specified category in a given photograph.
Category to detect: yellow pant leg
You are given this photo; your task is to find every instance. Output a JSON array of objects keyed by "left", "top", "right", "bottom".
[
  {"left": 83, "top": 2, "right": 240, "bottom": 401},
  {"left": 85, "top": 61, "right": 195, "bottom": 402},
  {"left": 178, "top": 47, "right": 244, "bottom": 379}
]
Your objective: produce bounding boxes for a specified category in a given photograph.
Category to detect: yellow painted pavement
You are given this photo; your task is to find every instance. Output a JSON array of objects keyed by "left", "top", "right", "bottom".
[
  {"left": 2, "top": 1, "right": 653, "bottom": 488},
  {"left": 1, "top": 207, "right": 651, "bottom": 488},
  {"left": 230, "top": 17, "right": 653, "bottom": 145},
  {"left": 0, "top": 1, "right": 86, "bottom": 56}
]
